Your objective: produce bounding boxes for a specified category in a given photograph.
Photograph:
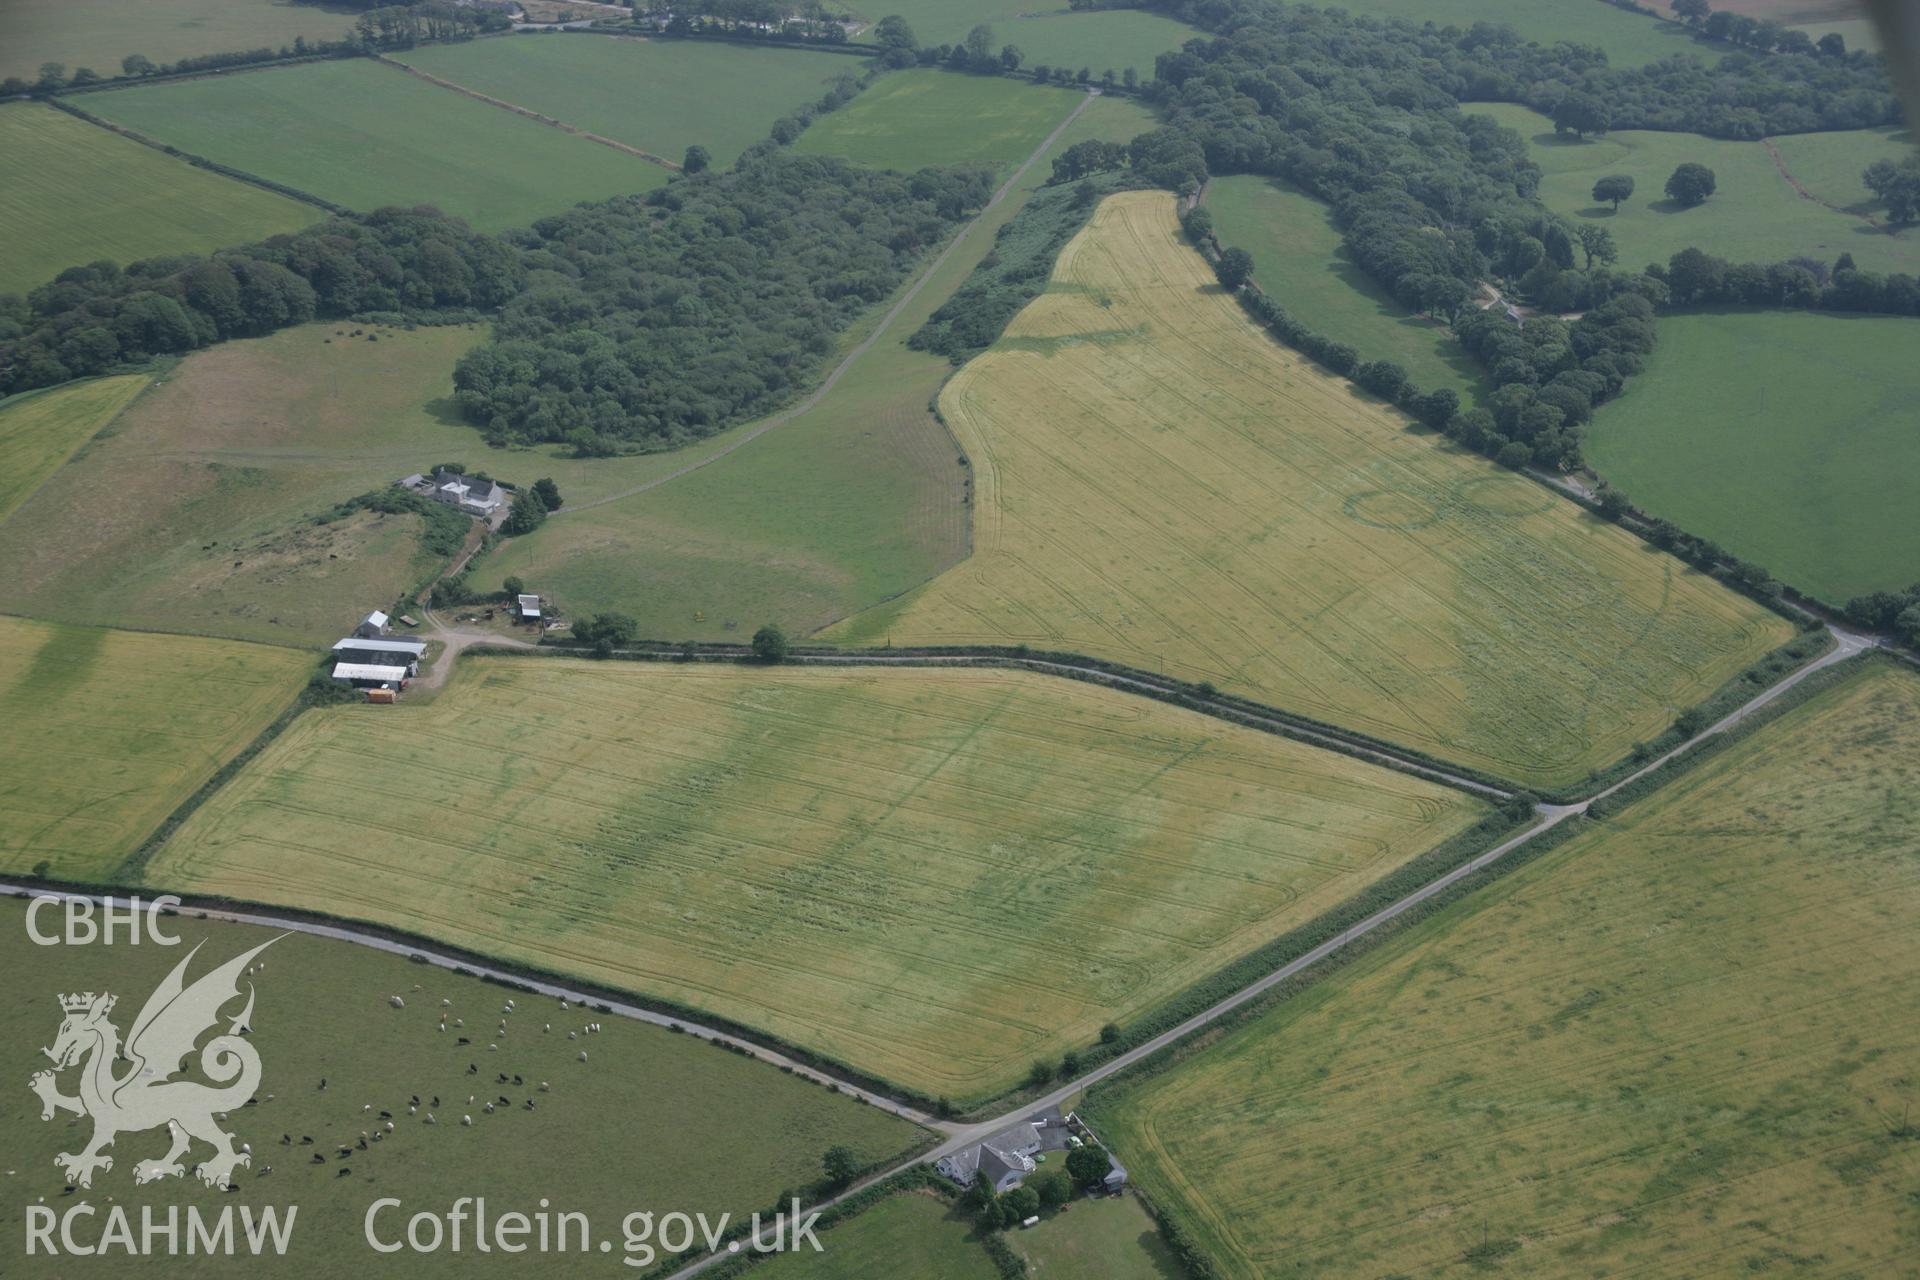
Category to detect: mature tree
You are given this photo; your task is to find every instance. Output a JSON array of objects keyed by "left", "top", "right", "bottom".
[
  {"left": 121, "top": 53, "right": 156, "bottom": 76},
  {"left": 1816, "top": 31, "right": 1846, "bottom": 55},
  {"left": 500, "top": 486, "right": 547, "bottom": 535},
  {"left": 681, "top": 144, "right": 710, "bottom": 174},
  {"left": 1214, "top": 246, "right": 1255, "bottom": 290},
  {"left": 964, "top": 23, "right": 995, "bottom": 66},
  {"left": 502, "top": 575, "right": 526, "bottom": 597},
  {"left": 1000, "top": 43, "right": 1023, "bottom": 71},
  {"left": 71, "top": 67, "right": 101, "bottom": 85},
  {"left": 1666, "top": 246, "right": 1727, "bottom": 301},
  {"left": 577, "top": 612, "right": 637, "bottom": 655},
  {"left": 1003, "top": 1186, "right": 1041, "bottom": 1222},
  {"left": 821, "top": 1145, "right": 859, "bottom": 1187},
  {"left": 873, "top": 14, "right": 916, "bottom": 48},
  {"left": 1030, "top": 1167, "right": 1072, "bottom": 1209},
  {"left": 532, "top": 476, "right": 563, "bottom": 509},
  {"left": 1672, "top": 0, "right": 1710, "bottom": 22},
  {"left": 1496, "top": 440, "right": 1532, "bottom": 469},
  {"left": 37, "top": 62, "right": 67, "bottom": 90},
  {"left": 1864, "top": 156, "right": 1920, "bottom": 224},
  {"left": 1065, "top": 1144, "right": 1110, "bottom": 1189},
  {"left": 1592, "top": 174, "right": 1635, "bottom": 211},
  {"left": 1596, "top": 487, "right": 1631, "bottom": 519},
  {"left": 1122, "top": 66, "right": 1137, "bottom": 88},
  {"left": 751, "top": 622, "right": 788, "bottom": 663},
  {"left": 1551, "top": 92, "right": 1611, "bottom": 139},
  {"left": 1575, "top": 222, "right": 1618, "bottom": 269},
  {"left": 1664, "top": 162, "right": 1717, "bottom": 206}
]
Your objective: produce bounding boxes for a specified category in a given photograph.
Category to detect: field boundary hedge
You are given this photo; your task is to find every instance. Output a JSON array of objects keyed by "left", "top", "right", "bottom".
[{"left": 45, "top": 96, "right": 350, "bottom": 213}]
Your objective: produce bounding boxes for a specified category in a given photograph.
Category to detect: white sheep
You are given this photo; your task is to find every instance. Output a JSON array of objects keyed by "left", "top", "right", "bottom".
[{"left": 461, "top": 1115, "right": 472, "bottom": 1127}]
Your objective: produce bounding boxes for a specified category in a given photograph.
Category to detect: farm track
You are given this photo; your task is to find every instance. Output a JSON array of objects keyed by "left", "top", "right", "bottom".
[
  {"left": 375, "top": 54, "right": 683, "bottom": 170},
  {"left": 557, "top": 88, "right": 1103, "bottom": 516}
]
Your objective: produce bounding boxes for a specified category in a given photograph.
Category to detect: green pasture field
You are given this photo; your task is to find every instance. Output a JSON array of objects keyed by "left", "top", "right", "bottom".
[
  {"left": 1586, "top": 309, "right": 1920, "bottom": 602},
  {"left": 85, "top": 58, "right": 669, "bottom": 231},
  {"left": 0, "top": 900, "right": 924, "bottom": 1274},
  {"left": 852, "top": 2, "right": 1199, "bottom": 72},
  {"left": 1303, "top": 0, "right": 1718, "bottom": 66},
  {"left": 0, "top": 616, "right": 309, "bottom": 879},
  {"left": 1010, "top": 1193, "right": 1182, "bottom": 1280},
  {"left": 486, "top": 93, "right": 1158, "bottom": 641},
  {"left": 753, "top": 1193, "right": 997, "bottom": 1279},
  {"left": 0, "top": 374, "right": 149, "bottom": 523},
  {"left": 149, "top": 658, "right": 1487, "bottom": 1101},
  {"left": 0, "top": 324, "right": 575, "bottom": 646},
  {"left": 1768, "top": 123, "right": 1918, "bottom": 213},
  {"left": 0, "top": 0, "right": 355, "bottom": 83},
  {"left": 398, "top": 35, "right": 855, "bottom": 167},
  {"left": 795, "top": 70, "right": 1084, "bottom": 173},
  {"left": 1713, "top": 0, "right": 1877, "bottom": 47},
  {"left": 1094, "top": 662, "right": 1920, "bottom": 1279},
  {"left": 1471, "top": 102, "right": 1919, "bottom": 276},
  {"left": 829, "top": 192, "right": 1793, "bottom": 788},
  {"left": 1202, "top": 176, "right": 1486, "bottom": 400},
  {"left": 0, "top": 103, "right": 322, "bottom": 296}
]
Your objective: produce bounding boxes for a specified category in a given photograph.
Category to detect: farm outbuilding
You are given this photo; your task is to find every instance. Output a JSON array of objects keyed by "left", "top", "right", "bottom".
[
  {"left": 331, "top": 637, "right": 427, "bottom": 674},
  {"left": 516, "top": 593, "right": 542, "bottom": 622},
  {"left": 331, "top": 662, "right": 410, "bottom": 689},
  {"left": 355, "top": 610, "right": 390, "bottom": 639}
]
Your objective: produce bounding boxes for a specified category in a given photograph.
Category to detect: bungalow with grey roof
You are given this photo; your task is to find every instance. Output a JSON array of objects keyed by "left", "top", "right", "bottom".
[{"left": 935, "top": 1121, "right": 1045, "bottom": 1193}]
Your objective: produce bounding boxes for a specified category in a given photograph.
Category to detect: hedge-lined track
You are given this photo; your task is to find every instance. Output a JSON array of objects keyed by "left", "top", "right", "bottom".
[
  {"left": 830, "top": 191, "right": 1793, "bottom": 787},
  {"left": 148, "top": 658, "right": 1486, "bottom": 1100}
]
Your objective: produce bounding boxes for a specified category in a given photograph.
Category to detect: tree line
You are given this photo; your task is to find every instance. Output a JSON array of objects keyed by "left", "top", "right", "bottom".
[{"left": 0, "top": 210, "right": 521, "bottom": 393}]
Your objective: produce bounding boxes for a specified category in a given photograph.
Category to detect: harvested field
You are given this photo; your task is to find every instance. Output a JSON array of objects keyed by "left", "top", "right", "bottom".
[
  {"left": 795, "top": 70, "right": 1084, "bottom": 173},
  {"left": 0, "top": 899, "right": 925, "bottom": 1275},
  {"left": 1096, "top": 662, "right": 1920, "bottom": 1279},
  {"left": 828, "top": 191, "right": 1792, "bottom": 788},
  {"left": 0, "top": 616, "right": 308, "bottom": 880},
  {"left": 398, "top": 35, "right": 855, "bottom": 167},
  {"left": 149, "top": 658, "right": 1487, "bottom": 1100},
  {"left": 0, "top": 374, "right": 148, "bottom": 522},
  {"left": 85, "top": 58, "right": 669, "bottom": 231},
  {"left": 0, "top": 102, "right": 322, "bottom": 296}
]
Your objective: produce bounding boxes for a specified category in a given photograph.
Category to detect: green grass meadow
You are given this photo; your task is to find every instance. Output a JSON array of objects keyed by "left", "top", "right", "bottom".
[
  {"left": 795, "top": 70, "right": 1084, "bottom": 173},
  {"left": 85, "top": 58, "right": 669, "bottom": 231},
  {"left": 489, "top": 93, "right": 1158, "bottom": 640},
  {"left": 1472, "top": 103, "right": 1920, "bottom": 276},
  {"left": 1768, "top": 123, "right": 1919, "bottom": 213},
  {"left": 399, "top": 35, "right": 856, "bottom": 166},
  {"left": 853, "top": 2, "right": 1198, "bottom": 73},
  {"left": 1586, "top": 308, "right": 1920, "bottom": 602},
  {"left": 0, "top": 899, "right": 926, "bottom": 1274},
  {"left": 0, "top": 103, "right": 323, "bottom": 296},
  {"left": 0, "top": 0, "right": 356, "bottom": 83},
  {"left": 1202, "top": 175, "right": 1487, "bottom": 400},
  {"left": 1310, "top": 0, "right": 1720, "bottom": 66},
  {"left": 1010, "top": 1194, "right": 1183, "bottom": 1280},
  {"left": 752, "top": 1193, "right": 998, "bottom": 1280},
  {"left": 1095, "top": 662, "right": 1920, "bottom": 1278},
  {"left": 0, "top": 374, "right": 149, "bottom": 522}
]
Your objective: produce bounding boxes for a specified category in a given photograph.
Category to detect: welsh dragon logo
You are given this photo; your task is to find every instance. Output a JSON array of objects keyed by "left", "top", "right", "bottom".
[{"left": 30, "top": 937, "right": 281, "bottom": 1190}]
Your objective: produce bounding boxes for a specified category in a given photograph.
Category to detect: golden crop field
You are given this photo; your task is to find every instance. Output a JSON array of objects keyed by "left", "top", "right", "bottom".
[
  {"left": 150, "top": 657, "right": 1485, "bottom": 1100},
  {"left": 1097, "top": 662, "right": 1920, "bottom": 1279},
  {"left": 0, "top": 373, "right": 147, "bottom": 523},
  {"left": 829, "top": 192, "right": 1792, "bottom": 787},
  {"left": 0, "top": 616, "right": 310, "bottom": 879}
]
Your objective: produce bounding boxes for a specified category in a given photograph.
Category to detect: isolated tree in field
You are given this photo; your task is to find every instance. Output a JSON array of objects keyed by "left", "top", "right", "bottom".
[
  {"left": 964, "top": 23, "right": 995, "bottom": 67},
  {"left": 873, "top": 14, "right": 916, "bottom": 48},
  {"left": 1575, "top": 223, "right": 1618, "bottom": 269},
  {"left": 532, "top": 476, "right": 563, "bottom": 509},
  {"left": 1863, "top": 155, "right": 1920, "bottom": 224},
  {"left": 1551, "top": 92, "right": 1611, "bottom": 139},
  {"left": 1592, "top": 174, "right": 1635, "bottom": 211},
  {"left": 1214, "top": 246, "right": 1255, "bottom": 290},
  {"left": 751, "top": 623, "right": 788, "bottom": 663},
  {"left": 821, "top": 1145, "right": 858, "bottom": 1187},
  {"left": 1671, "top": 0, "right": 1710, "bottom": 23},
  {"left": 1000, "top": 44, "right": 1023, "bottom": 72},
  {"left": 121, "top": 53, "right": 156, "bottom": 76},
  {"left": 682, "top": 144, "right": 710, "bottom": 174},
  {"left": 1664, "top": 162, "right": 1717, "bottom": 206},
  {"left": 1065, "top": 1144, "right": 1109, "bottom": 1189}
]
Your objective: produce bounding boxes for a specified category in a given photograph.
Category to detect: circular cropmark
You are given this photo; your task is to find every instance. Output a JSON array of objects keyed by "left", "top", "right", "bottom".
[
  {"left": 1455, "top": 475, "right": 1556, "bottom": 519},
  {"left": 1342, "top": 489, "right": 1442, "bottom": 531}
]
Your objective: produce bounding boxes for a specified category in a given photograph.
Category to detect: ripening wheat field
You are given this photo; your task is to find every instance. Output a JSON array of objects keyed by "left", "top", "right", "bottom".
[
  {"left": 149, "top": 657, "right": 1485, "bottom": 1099},
  {"left": 1095, "top": 662, "right": 1920, "bottom": 1279},
  {"left": 830, "top": 192, "right": 1792, "bottom": 787}
]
